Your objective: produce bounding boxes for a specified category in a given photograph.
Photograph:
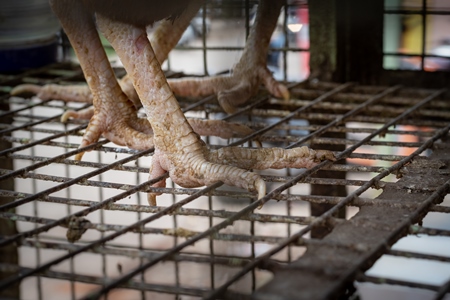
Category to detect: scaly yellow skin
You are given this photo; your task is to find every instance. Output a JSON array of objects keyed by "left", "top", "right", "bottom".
[{"left": 47, "top": 0, "right": 335, "bottom": 205}]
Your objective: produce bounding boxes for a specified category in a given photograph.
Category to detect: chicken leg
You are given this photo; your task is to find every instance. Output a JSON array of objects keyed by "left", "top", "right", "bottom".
[
  {"left": 169, "top": 0, "right": 290, "bottom": 113},
  {"left": 13, "top": 0, "right": 288, "bottom": 115},
  {"left": 13, "top": 0, "right": 253, "bottom": 146},
  {"left": 49, "top": 0, "right": 334, "bottom": 206},
  {"left": 92, "top": 4, "right": 333, "bottom": 205}
]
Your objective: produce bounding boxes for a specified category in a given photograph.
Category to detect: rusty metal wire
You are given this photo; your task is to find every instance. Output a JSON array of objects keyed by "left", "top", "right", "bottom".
[
  {"left": 1, "top": 4, "right": 450, "bottom": 300},
  {"left": 2, "top": 65, "right": 450, "bottom": 299},
  {"left": 2, "top": 66, "right": 450, "bottom": 298}
]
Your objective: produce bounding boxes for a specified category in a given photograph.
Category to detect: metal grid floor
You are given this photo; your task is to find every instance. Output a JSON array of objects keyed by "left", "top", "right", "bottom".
[{"left": 1, "top": 62, "right": 450, "bottom": 299}]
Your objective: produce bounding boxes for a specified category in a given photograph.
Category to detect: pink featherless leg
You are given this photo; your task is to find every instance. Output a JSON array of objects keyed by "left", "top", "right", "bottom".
[
  {"left": 94, "top": 6, "right": 334, "bottom": 206},
  {"left": 168, "top": 0, "right": 290, "bottom": 113},
  {"left": 13, "top": 0, "right": 256, "bottom": 144},
  {"left": 48, "top": 0, "right": 156, "bottom": 160},
  {"left": 49, "top": 0, "right": 335, "bottom": 206}
]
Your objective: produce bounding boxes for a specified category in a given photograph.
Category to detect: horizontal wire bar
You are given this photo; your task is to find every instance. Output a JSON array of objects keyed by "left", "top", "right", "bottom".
[
  {"left": 94, "top": 85, "right": 417, "bottom": 298},
  {"left": 384, "top": 9, "right": 450, "bottom": 15},
  {"left": 171, "top": 45, "right": 309, "bottom": 52},
  {"left": 0, "top": 124, "right": 87, "bottom": 157},
  {"left": 271, "top": 98, "right": 450, "bottom": 120},
  {"left": 206, "top": 88, "right": 449, "bottom": 299},
  {"left": 4, "top": 182, "right": 446, "bottom": 214},
  {"left": 0, "top": 181, "right": 221, "bottom": 290},
  {"left": 242, "top": 109, "right": 449, "bottom": 128},
  {"left": 410, "top": 225, "right": 450, "bottom": 237},
  {"left": 250, "top": 121, "right": 436, "bottom": 137},
  {"left": 18, "top": 239, "right": 256, "bottom": 267},
  {"left": 6, "top": 154, "right": 148, "bottom": 173},
  {"left": 0, "top": 263, "right": 219, "bottom": 298},
  {"left": 6, "top": 129, "right": 427, "bottom": 161},
  {"left": 0, "top": 62, "right": 80, "bottom": 85},
  {"left": 0, "top": 102, "right": 91, "bottom": 136},
  {"left": 287, "top": 85, "right": 402, "bottom": 149},
  {"left": 0, "top": 138, "right": 110, "bottom": 183},
  {"left": 388, "top": 249, "right": 450, "bottom": 263},
  {"left": 0, "top": 212, "right": 309, "bottom": 245},
  {"left": 0, "top": 147, "right": 155, "bottom": 218},
  {"left": 227, "top": 82, "right": 354, "bottom": 147},
  {"left": 2, "top": 72, "right": 449, "bottom": 298},
  {"left": 6, "top": 126, "right": 432, "bottom": 169},
  {"left": 0, "top": 82, "right": 390, "bottom": 296},
  {"left": 1, "top": 83, "right": 444, "bottom": 296},
  {"left": 357, "top": 273, "right": 441, "bottom": 291},
  {"left": 0, "top": 198, "right": 320, "bottom": 227}
]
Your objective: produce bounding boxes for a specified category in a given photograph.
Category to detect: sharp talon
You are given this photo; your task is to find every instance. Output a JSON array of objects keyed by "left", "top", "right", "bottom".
[
  {"left": 279, "top": 84, "right": 290, "bottom": 100},
  {"left": 256, "top": 177, "right": 266, "bottom": 200},
  {"left": 217, "top": 91, "right": 238, "bottom": 114},
  {"left": 75, "top": 152, "right": 84, "bottom": 161},
  {"left": 61, "top": 107, "right": 95, "bottom": 122},
  {"left": 256, "top": 177, "right": 266, "bottom": 210},
  {"left": 254, "top": 139, "right": 262, "bottom": 148},
  {"left": 147, "top": 193, "right": 157, "bottom": 206},
  {"left": 61, "top": 110, "right": 75, "bottom": 123}
]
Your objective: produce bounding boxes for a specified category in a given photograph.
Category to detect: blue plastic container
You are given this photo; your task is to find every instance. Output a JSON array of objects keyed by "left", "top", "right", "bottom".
[{"left": 0, "top": 0, "right": 61, "bottom": 73}]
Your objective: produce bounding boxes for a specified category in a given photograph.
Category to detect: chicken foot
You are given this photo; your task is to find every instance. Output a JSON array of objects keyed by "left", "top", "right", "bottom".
[
  {"left": 60, "top": 105, "right": 256, "bottom": 141},
  {"left": 48, "top": 0, "right": 157, "bottom": 160},
  {"left": 168, "top": 0, "right": 289, "bottom": 113},
  {"left": 95, "top": 9, "right": 334, "bottom": 206}
]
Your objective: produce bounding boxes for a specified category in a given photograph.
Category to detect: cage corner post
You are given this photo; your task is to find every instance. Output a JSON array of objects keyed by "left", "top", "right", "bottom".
[{"left": 308, "top": 0, "right": 347, "bottom": 238}]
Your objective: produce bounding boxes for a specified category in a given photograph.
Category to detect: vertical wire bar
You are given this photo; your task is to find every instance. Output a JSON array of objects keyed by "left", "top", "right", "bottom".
[
  {"left": 248, "top": 134, "right": 256, "bottom": 292},
  {"left": 245, "top": 1, "right": 256, "bottom": 288},
  {"left": 286, "top": 122, "right": 292, "bottom": 263},
  {"left": 171, "top": 180, "right": 181, "bottom": 299},
  {"left": 30, "top": 106, "right": 43, "bottom": 300},
  {"left": 204, "top": 110, "right": 215, "bottom": 290},
  {"left": 64, "top": 122, "right": 76, "bottom": 300},
  {"left": 202, "top": 1, "right": 209, "bottom": 76},
  {"left": 97, "top": 150, "right": 108, "bottom": 300},
  {"left": 250, "top": 196, "right": 256, "bottom": 292},
  {"left": 135, "top": 157, "right": 145, "bottom": 300},
  {"left": 243, "top": 1, "right": 257, "bottom": 291},
  {"left": 283, "top": 1, "right": 289, "bottom": 81},
  {"left": 421, "top": 0, "right": 427, "bottom": 70},
  {"left": 208, "top": 192, "right": 215, "bottom": 290}
]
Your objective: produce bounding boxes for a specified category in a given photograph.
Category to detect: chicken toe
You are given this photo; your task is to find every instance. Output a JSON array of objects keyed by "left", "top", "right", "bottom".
[
  {"left": 52, "top": 0, "right": 334, "bottom": 207},
  {"left": 49, "top": 0, "right": 155, "bottom": 160},
  {"left": 168, "top": 0, "right": 289, "bottom": 113},
  {"left": 95, "top": 11, "right": 333, "bottom": 206}
]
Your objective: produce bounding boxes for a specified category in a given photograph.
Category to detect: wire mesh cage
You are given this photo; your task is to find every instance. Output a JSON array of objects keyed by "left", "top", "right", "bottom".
[{"left": 1, "top": 1, "right": 450, "bottom": 300}]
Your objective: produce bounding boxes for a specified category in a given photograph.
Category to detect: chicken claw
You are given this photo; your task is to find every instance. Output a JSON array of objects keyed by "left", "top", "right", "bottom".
[
  {"left": 13, "top": 0, "right": 287, "bottom": 117},
  {"left": 50, "top": 0, "right": 334, "bottom": 208},
  {"left": 92, "top": 4, "right": 333, "bottom": 206},
  {"left": 168, "top": 0, "right": 290, "bottom": 113},
  {"left": 148, "top": 146, "right": 335, "bottom": 205}
]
